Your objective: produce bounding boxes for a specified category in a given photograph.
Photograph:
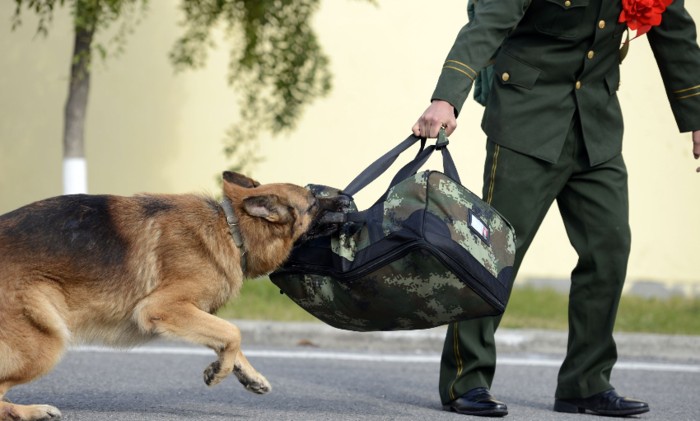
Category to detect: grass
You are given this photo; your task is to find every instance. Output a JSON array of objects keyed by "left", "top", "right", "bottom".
[
  {"left": 217, "top": 277, "right": 317, "bottom": 323},
  {"left": 217, "top": 278, "right": 700, "bottom": 336},
  {"left": 502, "top": 286, "right": 700, "bottom": 335}
]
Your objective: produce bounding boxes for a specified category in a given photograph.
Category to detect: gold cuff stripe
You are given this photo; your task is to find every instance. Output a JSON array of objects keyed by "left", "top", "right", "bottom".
[
  {"left": 676, "top": 91, "right": 700, "bottom": 100},
  {"left": 443, "top": 65, "right": 476, "bottom": 81},
  {"left": 445, "top": 60, "right": 478, "bottom": 76},
  {"left": 673, "top": 84, "right": 700, "bottom": 94}
]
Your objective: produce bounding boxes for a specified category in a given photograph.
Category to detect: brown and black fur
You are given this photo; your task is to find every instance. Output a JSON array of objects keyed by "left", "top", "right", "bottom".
[{"left": 0, "top": 171, "right": 324, "bottom": 421}]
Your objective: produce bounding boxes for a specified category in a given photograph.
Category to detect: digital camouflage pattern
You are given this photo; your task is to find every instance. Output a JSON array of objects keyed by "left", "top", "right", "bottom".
[
  {"left": 270, "top": 171, "right": 516, "bottom": 331},
  {"left": 386, "top": 172, "right": 515, "bottom": 280}
]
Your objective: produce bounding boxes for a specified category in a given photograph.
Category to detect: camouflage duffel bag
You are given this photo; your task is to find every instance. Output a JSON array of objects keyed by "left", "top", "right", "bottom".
[{"left": 269, "top": 133, "right": 516, "bottom": 331}]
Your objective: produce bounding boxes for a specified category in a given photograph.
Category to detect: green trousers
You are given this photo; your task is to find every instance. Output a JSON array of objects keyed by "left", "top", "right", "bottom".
[{"left": 439, "top": 119, "right": 631, "bottom": 403}]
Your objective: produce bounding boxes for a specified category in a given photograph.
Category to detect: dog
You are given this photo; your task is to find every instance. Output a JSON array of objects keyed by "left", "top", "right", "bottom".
[{"left": 0, "top": 171, "right": 335, "bottom": 421}]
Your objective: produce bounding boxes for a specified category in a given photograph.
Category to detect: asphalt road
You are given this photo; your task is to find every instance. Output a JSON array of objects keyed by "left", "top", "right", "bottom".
[{"left": 5, "top": 322, "right": 700, "bottom": 420}]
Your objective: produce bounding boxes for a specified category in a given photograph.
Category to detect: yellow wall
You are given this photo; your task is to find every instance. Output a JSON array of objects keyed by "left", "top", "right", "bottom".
[{"left": 1, "top": 1, "right": 698, "bottom": 295}]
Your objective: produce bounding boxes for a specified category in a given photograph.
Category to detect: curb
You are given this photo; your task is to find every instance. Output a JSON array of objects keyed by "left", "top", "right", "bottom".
[{"left": 235, "top": 320, "right": 700, "bottom": 363}]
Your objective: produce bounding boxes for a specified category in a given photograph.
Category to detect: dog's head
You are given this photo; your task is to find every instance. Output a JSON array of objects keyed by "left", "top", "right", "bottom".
[
  {"left": 222, "top": 172, "right": 352, "bottom": 241},
  {"left": 222, "top": 171, "right": 320, "bottom": 244}
]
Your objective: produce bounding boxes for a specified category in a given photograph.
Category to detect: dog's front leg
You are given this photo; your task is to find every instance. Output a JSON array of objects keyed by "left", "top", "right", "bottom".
[{"left": 134, "top": 300, "right": 271, "bottom": 394}]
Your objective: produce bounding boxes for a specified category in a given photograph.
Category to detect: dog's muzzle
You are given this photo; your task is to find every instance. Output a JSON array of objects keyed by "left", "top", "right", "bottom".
[{"left": 302, "top": 195, "right": 353, "bottom": 241}]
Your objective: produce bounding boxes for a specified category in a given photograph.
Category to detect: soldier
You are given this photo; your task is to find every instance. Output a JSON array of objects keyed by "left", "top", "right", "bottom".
[{"left": 412, "top": 0, "right": 700, "bottom": 417}]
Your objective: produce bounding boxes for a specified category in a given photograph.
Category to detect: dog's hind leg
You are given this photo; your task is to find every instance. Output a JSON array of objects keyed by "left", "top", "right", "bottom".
[
  {"left": 134, "top": 299, "right": 271, "bottom": 394},
  {"left": 0, "top": 289, "right": 67, "bottom": 421}
]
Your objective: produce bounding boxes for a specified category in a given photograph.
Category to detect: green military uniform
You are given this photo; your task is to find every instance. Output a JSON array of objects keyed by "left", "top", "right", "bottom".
[{"left": 430, "top": 0, "right": 700, "bottom": 403}]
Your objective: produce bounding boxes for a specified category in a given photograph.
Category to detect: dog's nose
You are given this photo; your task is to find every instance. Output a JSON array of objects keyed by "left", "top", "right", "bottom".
[{"left": 316, "top": 195, "right": 352, "bottom": 213}]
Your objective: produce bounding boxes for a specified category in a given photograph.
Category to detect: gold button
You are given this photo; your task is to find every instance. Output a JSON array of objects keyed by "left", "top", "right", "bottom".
[
  {"left": 587, "top": 50, "right": 595, "bottom": 59},
  {"left": 564, "top": 0, "right": 571, "bottom": 6},
  {"left": 575, "top": 81, "right": 582, "bottom": 90},
  {"left": 598, "top": 20, "right": 606, "bottom": 29},
  {"left": 502, "top": 72, "right": 510, "bottom": 82}
]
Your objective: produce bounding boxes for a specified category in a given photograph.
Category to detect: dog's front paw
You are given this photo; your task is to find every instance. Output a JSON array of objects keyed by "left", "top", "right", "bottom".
[
  {"left": 233, "top": 364, "right": 271, "bottom": 394},
  {"left": 203, "top": 360, "right": 228, "bottom": 387},
  {"left": 242, "top": 375, "right": 271, "bottom": 395}
]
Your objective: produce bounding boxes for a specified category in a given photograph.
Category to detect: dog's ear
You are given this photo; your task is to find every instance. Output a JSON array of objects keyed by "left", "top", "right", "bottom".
[
  {"left": 223, "top": 171, "right": 260, "bottom": 188},
  {"left": 242, "top": 195, "right": 292, "bottom": 223}
]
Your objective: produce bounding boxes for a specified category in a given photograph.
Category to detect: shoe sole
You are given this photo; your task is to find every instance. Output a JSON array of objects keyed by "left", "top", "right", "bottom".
[
  {"left": 443, "top": 404, "right": 508, "bottom": 417},
  {"left": 554, "top": 400, "right": 650, "bottom": 416}
]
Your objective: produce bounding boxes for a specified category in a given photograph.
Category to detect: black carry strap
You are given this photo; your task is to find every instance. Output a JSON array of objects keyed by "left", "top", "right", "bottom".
[
  {"left": 343, "top": 129, "right": 461, "bottom": 198},
  {"left": 342, "top": 134, "right": 423, "bottom": 197},
  {"left": 388, "top": 131, "right": 461, "bottom": 187}
]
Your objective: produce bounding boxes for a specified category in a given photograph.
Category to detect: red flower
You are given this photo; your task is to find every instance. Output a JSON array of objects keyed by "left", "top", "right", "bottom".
[{"left": 619, "top": 0, "right": 673, "bottom": 35}]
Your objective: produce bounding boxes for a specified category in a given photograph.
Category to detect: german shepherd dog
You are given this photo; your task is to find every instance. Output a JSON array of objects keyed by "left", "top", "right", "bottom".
[{"left": 0, "top": 171, "right": 331, "bottom": 421}]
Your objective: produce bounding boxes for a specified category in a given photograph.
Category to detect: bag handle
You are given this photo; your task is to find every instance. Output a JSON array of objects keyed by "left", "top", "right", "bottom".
[
  {"left": 342, "top": 134, "right": 423, "bottom": 196},
  {"left": 343, "top": 129, "right": 461, "bottom": 197},
  {"left": 388, "top": 131, "right": 461, "bottom": 187}
]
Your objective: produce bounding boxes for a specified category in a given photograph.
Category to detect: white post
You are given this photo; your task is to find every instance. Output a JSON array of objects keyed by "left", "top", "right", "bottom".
[{"left": 63, "top": 157, "right": 88, "bottom": 194}]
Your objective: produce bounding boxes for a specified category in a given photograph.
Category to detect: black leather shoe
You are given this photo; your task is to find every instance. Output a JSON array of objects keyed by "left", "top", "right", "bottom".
[
  {"left": 554, "top": 389, "right": 649, "bottom": 416},
  {"left": 443, "top": 387, "right": 508, "bottom": 417}
]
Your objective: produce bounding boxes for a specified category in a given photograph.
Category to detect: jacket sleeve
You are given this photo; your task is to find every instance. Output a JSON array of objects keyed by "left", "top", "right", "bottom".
[
  {"left": 647, "top": 0, "right": 700, "bottom": 132},
  {"left": 431, "top": 0, "right": 531, "bottom": 116}
]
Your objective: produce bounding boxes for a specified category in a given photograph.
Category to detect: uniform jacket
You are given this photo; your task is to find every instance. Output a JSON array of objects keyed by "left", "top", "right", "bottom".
[{"left": 432, "top": 0, "right": 700, "bottom": 165}]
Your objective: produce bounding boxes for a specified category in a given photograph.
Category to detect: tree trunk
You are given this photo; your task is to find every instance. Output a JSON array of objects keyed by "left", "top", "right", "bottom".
[{"left": 62, "top": 21, "right": 95, "bottom": 194}]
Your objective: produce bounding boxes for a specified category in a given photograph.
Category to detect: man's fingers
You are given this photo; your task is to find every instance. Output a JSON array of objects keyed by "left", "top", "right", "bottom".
[
  {"left": 413, "top": 121, "right": 456, "bottom": 138},
  {"left": 412, "top": 121, "right": 437, "bottom": 138},
  {"left": 411, "top": 122, "right": 421, "bottom": 137},
  {"left": 442, "top": 122, "right": 456, "bottom": 136}
]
